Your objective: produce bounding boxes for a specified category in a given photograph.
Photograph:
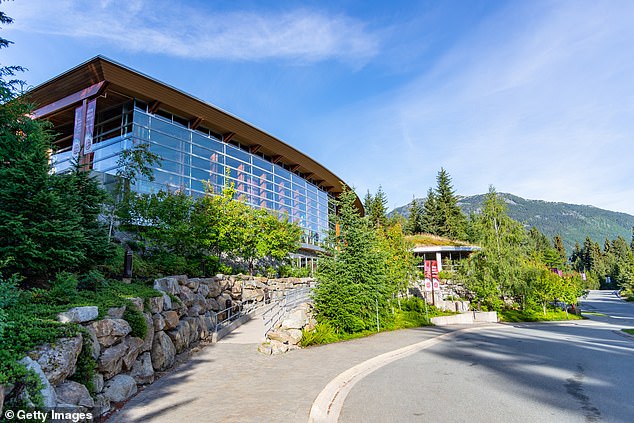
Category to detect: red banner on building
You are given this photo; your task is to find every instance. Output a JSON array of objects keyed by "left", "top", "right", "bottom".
[
  {"left": 83, "top": 99, "right": 97, "bottom": 154},
  {"left": 72, "top": 105, "right": 84, "bottom": 157}
]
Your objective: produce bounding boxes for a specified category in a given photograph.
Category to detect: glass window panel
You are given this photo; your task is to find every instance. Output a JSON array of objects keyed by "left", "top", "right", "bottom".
[
  {"left": 150, "top": 116, "right": 190, "bottom": 141},
  {"left": 252, "top": 156, "right": 273, "bottom": 172}
]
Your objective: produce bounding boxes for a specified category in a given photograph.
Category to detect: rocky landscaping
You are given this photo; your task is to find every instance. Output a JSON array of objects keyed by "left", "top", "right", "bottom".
[
  {"left": 1, "top": 275, "right": 314, "bottom": 417},
  {"left": 259, "top": 302, "right": 317, "bottom": 355}
]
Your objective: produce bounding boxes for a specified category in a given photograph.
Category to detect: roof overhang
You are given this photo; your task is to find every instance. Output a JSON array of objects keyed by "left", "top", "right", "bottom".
[{"left": 26, "top": 55, "right": 362, "bottom": 211}]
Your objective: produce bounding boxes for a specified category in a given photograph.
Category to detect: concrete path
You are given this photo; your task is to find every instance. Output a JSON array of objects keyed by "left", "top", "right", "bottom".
[{"left": 108, "top": 326, "right": 455, "bottom": 422}]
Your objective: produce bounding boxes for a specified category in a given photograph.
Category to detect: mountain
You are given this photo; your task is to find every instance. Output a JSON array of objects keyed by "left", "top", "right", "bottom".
[{"left": 392, "top": 193, "right": 634, "bottom": 252}]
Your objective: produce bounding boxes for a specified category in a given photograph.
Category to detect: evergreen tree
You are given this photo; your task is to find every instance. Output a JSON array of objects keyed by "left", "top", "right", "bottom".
[
  {"left": 420, "top": 188, "right": 439, "bottom": 234},
  {"left": 314, "top": 187, "right": 391, "bottom": 333},
  {"left": 405, "top": 197, "right": 423, "bottom": 235},
  {"left": 366, "top": 186, "right": 388, "bottom": 228},
  {"left": 0, "top": 22, "right": 94, "bottom": 281},
  {"left": 434, "top": 168, "right": 467, "bottom": 240}
]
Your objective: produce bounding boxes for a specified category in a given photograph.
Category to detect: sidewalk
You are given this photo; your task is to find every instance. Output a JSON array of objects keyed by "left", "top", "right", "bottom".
[{"left": 108, "top": 325, "right": 453, "bottom": 422}]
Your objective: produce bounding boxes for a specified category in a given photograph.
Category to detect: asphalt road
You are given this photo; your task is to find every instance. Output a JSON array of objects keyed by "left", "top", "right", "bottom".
[{"left": 339, "top": 290, "right": 634, "bottom": 423}]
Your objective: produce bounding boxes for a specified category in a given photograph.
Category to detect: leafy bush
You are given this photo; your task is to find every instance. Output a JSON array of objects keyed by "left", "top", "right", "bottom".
[
  {"left": 77, "top": 269, "right": 107, "bottom": 291},
  {"left": 123, "top": 304, "right": 147, "bottom": 339},
  {"left": 47, "top": 272, "right": 79, "bottom": 305},
  {"left": 300, "top": 322, "right": 339, "bottom": 347}
]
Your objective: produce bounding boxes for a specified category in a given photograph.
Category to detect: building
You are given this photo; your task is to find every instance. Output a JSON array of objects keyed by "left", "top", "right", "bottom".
[{"left": 27, "top": 56, "right": 361, "bottom": 259}]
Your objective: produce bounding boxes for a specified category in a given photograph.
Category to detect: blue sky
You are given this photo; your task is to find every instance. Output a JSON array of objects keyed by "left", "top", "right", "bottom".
[{"left": 3, "top": 0, "right": 634, "bottom": 214}]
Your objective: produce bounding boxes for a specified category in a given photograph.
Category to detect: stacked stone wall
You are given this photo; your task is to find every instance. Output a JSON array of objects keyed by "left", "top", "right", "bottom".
[{"left": 2, "top": 275, "right": 315, "bottom": 417}]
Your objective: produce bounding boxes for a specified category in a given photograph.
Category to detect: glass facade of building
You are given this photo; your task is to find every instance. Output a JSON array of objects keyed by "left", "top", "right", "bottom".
[{"left": 52, "top": 100, "right": 334, "bottom": 249}]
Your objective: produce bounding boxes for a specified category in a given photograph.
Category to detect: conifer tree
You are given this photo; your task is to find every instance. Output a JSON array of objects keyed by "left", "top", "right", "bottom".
[
  {"left": 420, "top": 188, "right": 439, "bottom": 234},
  {"left": 0, "top": 16, "right": 96, "bottom": 281},
  {"left": 433, "top": 168, "right": 467, "bottom": 240},
  {"left": 405, "top": 197, "right": 423, "bottom": 235},
  {"left": 314, "top": 187, "right": 391, "bottom": 333}
]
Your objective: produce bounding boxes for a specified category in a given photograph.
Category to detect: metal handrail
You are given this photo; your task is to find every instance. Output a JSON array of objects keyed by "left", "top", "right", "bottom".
[{"left": 261, "top": 286, "right": 313, "bottom": 334}]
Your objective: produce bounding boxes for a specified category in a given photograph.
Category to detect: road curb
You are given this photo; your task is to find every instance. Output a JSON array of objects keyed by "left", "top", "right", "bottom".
[{"left": 307, "top": 324, "right": 498, "bottom": 423}]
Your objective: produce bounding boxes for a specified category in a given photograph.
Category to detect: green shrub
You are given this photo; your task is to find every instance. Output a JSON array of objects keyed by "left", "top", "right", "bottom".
[
  {"left": 77, "top": 269, "right": 107, "bottom": 291},
  {"left": 300, "top": 322, "right": 339, "bottom": 347},
  {"left": 69, "top": 328, "right": 97, "bottom": 393},
  {"left": 47, "top": 272, "right": 79, "bottom": 305},
  {"left": 123, "top": 304, "right": 147, "bottom": 339}
]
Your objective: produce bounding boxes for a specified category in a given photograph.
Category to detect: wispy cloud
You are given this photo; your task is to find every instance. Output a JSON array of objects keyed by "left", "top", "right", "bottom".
[
  {"left": 314, "top": 1, "right": 634, "bottom": 214},
  {"left": 4, "top": 0, "right": 379, "bottom": 64}
]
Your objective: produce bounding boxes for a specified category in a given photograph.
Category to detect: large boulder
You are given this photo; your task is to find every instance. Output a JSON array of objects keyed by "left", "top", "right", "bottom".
[
  {"left": 94, "top": 394, "right": 110, "bottom": 416},
  {"left": 207, "top": 279, "right": 222, "bottom": 297},
  {"left": 19, "top": 357, "right": 56, "bottom": 408},
  {"left": 107, "top": 306, "right": 126, "bottom": 319},
  {"left": 178, "top": 285, "right": 195, "bottom": 306},
  {"left": 130, "top": 352, "right": 155, "bottom": 385},
  {"left": 57, "top": 306, "right": 98, "bottom": 324},
  {"left": 55, "top": 380, "right": 94, "bottom": 409},
  {"left": 149, "top": 296, "right": 164, "bottom": 314},
  {"left": 88, "top": 319, "right": 132, "bottom": 347},
  {"left": 162, "top": 311, "right": 179, "bottom": 330},
  {"left": 152, "top": 313, "right": 166, "bottom": 332},
  {"left": 281, "top": 308, "right": 308, "bottom": 330},
  {"left": 270, "top": 340, "right": 289, "bottom": 355},
  {"left": 83, "top": 325, "right": 101, "bottom": 361},
  {"left": 140, "top": 313, "right": 154, "bottom": 352},
  {"left": 98, "top": 340, "right": 128, "bottom": 379},
  {"left": 151, "top": 331, "right": 176, "bottom": 371},
  {"left": 230, "top": 281, "right": 242, "bottom": 299},
  {"left": 206, "top": 297, "right": 220, "bottom": 312},
  {"left": 162, "top": 293, "right": 173, "bottom": 311},
  {"left": 197, "top": 283, "right": 210, "bottom": 298},
  {"left": 103, "top": 374, "right": 137, "bottom": 403},
  {"left": 92, "top": 373, "right": 104, "bottom": 394},
  {"left": 122, "top": 337, "right": 145, "bottom": 370},
  {"left": 185, "top": 278, "right": 200, "bottom": 291},
  {"left": 28, "top": 335, "right": 83, "bottom": 386},
  {"left": 153, "top": 277, "right": 179, "bottom": 295},
  {"left": 128, "top": 297, "right": 144, "bottom": 312},
  {"left": 166, "top": 321, "right": 191, "bottom": 353}
]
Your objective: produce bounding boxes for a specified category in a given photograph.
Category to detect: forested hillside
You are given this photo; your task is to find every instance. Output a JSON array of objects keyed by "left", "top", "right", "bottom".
[{"left": 392, "top": 193, "right": 634, "bottom": 251}]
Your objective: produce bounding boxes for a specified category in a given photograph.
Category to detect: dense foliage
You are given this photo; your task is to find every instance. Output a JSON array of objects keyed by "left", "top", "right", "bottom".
[
  {"left": 119, "top": 182, "right": 302, "bottom": 276},
  {"left": 405, "top": 169, "right": 467, "bottom": 239},
  {"left": 457, "top": 187, "right": 585, "bottom": 313},
  {"left": 313, "top": 187, "right": 416, "bottom": 335}
]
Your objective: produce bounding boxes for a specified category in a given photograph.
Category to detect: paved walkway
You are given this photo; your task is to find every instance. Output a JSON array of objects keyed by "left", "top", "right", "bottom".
[{"left": 108, "top": 321, "right": 454, "bottom": 422}]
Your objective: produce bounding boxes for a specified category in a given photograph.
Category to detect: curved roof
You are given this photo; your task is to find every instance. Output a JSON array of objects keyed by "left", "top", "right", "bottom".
[{"left": 27, "top": 55, "right": 362, "bottom": 210}]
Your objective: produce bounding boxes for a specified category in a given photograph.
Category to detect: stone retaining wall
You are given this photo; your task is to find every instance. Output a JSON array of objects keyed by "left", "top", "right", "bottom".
[{"left": 1, "top": 275, "right": 314, "bottom": 418}]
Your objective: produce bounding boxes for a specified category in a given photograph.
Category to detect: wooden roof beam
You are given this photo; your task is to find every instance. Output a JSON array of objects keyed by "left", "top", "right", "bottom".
[
  {"left": 148, "top": 100, "right": 161, "bottom": 114},
  {"left": 222, "top": 132, "right": 235, "bottom": 143},
  {"left": 249, "top": 144, "right": 262, "bottom": 154},
  {"left": 189, "top": 116, "right": 203, "bottom": 130},
  {"left": 291, "top": 164, "right": 301, "bottom": 172},
  {"left": 272, "top": 155, "right": 284, "bottom": 164}
]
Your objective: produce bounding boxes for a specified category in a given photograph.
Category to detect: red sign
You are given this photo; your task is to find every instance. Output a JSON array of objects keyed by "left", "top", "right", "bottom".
[
  {"left": 431, "top": 261, "right": 439, "bottom": 279},
  {"left": 83, "top": 99, "right": 97, "bottom": 154},
  {"left": 424, "top": 261, "right": 432, "bottom": 279}
]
